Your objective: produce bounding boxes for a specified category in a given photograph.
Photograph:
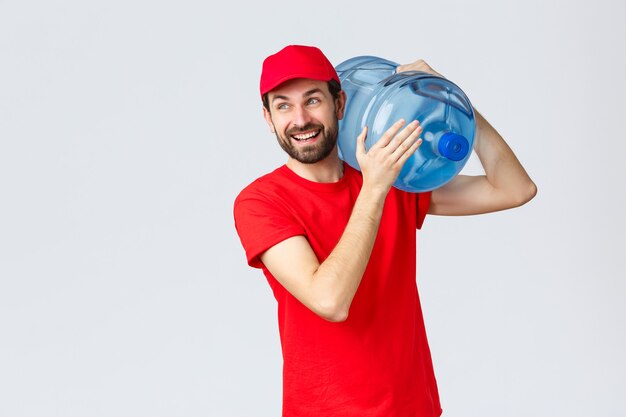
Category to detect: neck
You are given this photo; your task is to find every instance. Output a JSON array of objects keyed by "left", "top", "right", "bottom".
[{"left": 286, "top": 148, "right": 344, "bottom": 183}]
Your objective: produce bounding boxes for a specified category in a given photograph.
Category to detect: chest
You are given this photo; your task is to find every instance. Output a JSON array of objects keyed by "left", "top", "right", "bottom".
[{"left": 278, "top": 185, "right": 416, "bottom": 263}]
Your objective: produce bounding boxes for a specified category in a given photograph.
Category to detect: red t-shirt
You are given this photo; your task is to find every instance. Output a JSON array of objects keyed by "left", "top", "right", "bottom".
[{"left": 234, "top": 163, "right": 441, "bottom": 417}]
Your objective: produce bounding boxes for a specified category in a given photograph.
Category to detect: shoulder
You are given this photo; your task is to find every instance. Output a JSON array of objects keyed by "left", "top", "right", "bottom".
[
  {"left": 233, "top": 167, "right": 307, "bottom": 267},
  {"left": 233, "top": 165, "right": 304, "bottom": 225},
  {"left": 234, "top": 166, "right": 288, "bottom": 206}
]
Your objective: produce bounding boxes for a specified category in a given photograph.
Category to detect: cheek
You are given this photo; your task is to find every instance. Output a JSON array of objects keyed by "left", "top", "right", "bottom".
[{"left": 269, "top": 117, "right": 286, "bottom": 134}]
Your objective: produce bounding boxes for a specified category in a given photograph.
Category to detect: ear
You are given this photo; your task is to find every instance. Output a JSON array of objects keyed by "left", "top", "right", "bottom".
[
  {"left": 335, "top": 90, "right": 347, "bottom": 120},
  {"left": 263, "top": 107, "right": 276, "bottom": 133}
]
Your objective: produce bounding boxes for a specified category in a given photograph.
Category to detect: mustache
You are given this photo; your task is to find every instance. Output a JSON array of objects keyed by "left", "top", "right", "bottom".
[{"left": 286, "top": 124, "right": 324, "bottom": 136}]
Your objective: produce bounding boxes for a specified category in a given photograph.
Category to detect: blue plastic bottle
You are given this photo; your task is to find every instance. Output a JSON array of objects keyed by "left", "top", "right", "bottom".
[{"left": 336, "top": 56, "right": 476, "bottom": 192}]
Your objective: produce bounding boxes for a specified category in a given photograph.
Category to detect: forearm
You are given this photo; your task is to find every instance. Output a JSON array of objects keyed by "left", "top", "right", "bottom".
[
  {"left": 309, "top": 186, "right": 387, "bottom": 321},
  {"left": 259, "top": 120, "right": 421, "bottom": 321}
]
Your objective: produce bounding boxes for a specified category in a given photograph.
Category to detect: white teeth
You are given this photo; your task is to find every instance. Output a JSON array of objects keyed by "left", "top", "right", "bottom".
[{"left": 292, "top": 131, "right": 319, "bottom": 140}]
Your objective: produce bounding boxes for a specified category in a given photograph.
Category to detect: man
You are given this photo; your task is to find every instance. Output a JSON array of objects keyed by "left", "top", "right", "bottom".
[{"left": 234, "top": 45, "right": 536, "bottom": 416}]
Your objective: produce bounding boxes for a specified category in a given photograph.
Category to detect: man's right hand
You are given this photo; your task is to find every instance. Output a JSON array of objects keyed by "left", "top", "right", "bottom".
[
  {"left": 259, "top": 119, "right": 423, "bottom": 322},
  {"left": 355, "top": 119, "right": 423, "bottom": 196}
]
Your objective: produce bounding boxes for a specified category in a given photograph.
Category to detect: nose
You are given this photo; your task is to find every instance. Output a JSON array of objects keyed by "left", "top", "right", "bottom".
[{"left": 291, "top": 105, "right": 312, "bottom": 128}]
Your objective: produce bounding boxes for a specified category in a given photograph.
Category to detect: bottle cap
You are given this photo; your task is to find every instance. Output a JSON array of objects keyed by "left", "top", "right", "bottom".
[{"left": 438, "top": 132, "right": 470, "bottom": 161}]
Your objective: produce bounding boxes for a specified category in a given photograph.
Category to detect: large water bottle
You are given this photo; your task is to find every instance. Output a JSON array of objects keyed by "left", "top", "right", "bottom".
[{"left": 336, "top": 56, "right": 476, "bottom": 192}]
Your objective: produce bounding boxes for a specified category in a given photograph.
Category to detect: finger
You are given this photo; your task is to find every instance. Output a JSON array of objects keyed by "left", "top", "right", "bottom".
[
  {"left": 371, "top": 119, "right": 406, "bottom": 149},
  {"left": 396, "top": 137, "right": 423, "bottom": 166},
  {"left": 355, "top": 125, "right": 368, "bottom": 156},
  {"left": 386, "top": 121, "right": 421, "bottom": 155},
  {"left": 390, "top": 124, "right": 423, "bottom": 161},
  {"left": 397, "top": 60, "right": 426, "bottom": 73}
]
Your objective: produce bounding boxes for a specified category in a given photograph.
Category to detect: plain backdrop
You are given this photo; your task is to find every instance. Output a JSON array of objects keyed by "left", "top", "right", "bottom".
[{"left": 1, "top": 0, "right": 625, "bottom": 416}]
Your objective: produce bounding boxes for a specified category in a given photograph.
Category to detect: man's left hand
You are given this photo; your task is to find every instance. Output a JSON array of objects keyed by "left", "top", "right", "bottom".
[{"left": 396, "top": 59, "right": 444, "bottom": 78}]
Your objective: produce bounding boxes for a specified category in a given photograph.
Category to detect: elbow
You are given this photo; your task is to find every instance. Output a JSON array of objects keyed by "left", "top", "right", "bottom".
[
  {"left": 314, "top": 299, "right": 350, "bottom": 323},
  {"left": 519, "top": 180, "right": 538, "bottom": 206},
  {"left": 528, "top": 181, "right": 538, "bottom": 200},
  {"left": 322, "top": 311, "right": 349, "bottom": 323},
  {"left": 507, "top": 180, "right": 537, "bottom": 208}
]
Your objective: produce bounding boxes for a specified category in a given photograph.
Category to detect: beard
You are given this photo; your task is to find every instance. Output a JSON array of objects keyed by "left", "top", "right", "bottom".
[{"left": 274, "top": 120, "right": 339, "bottom": 164}]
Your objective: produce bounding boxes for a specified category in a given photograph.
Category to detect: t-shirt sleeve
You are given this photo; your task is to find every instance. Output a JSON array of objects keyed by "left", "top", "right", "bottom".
[
  {"left": 416, "top": 191, "right": 431, "bottom": 230},
  {"left": 233, "top": 188, "right": 306, "bottom": 269}
]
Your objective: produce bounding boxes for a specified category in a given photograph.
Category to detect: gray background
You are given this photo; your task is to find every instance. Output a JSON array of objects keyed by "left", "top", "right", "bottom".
[{"left": 1, "top": 0, "right": 624, "bottom": 416}]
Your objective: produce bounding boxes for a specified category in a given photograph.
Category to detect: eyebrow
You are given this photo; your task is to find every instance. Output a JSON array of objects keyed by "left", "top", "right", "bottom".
[{"left": 271, "top": 88, "right": 324, "bottom": 104}]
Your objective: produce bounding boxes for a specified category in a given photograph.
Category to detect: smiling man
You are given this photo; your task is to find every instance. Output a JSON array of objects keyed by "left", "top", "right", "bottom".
[
  {"left": 265, "top": 81, "right": 340, "bottom": 165},
  {"left": 234, "top": 45, "right": 536, "bottom": 417}
]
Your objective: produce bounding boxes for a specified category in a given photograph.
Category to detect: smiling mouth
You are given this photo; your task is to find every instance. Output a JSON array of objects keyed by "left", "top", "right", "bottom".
[{"left": 290, "top": 129, "right": 321, "bottom": 142}]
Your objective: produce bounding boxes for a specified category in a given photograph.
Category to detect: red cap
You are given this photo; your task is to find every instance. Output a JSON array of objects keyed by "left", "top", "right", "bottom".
[{"left": 260, "top": 45, "right": 340, "bottom": 98}]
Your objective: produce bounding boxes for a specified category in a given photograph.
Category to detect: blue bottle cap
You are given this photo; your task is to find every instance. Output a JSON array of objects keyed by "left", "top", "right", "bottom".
[{"left": 438, "top": 132, "right": 470, "bottom": 161}]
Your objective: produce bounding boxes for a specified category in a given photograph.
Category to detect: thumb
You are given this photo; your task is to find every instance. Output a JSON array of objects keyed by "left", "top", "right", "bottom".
[{"left": 356, "top": 126, "right": 368, "bottom": 157}]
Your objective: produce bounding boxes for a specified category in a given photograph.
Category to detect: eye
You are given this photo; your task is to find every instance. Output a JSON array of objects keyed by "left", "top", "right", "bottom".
[
  {"left": 276, "top": 103, "right": 289, "bottom": 110},
  {"left": 307, "top": 97, "right": 320, "bottom": 105}
]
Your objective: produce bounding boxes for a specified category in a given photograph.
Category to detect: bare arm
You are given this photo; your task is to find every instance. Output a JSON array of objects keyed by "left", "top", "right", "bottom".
[
  {"left": 397, "top": 60, "right": 537, "bottom": 216},
  {"left": 260, "top": 120, "right": 423, "bottom": 322},
  {"left": 429, "top": 109, "right": 537, "bottom": 215}
]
